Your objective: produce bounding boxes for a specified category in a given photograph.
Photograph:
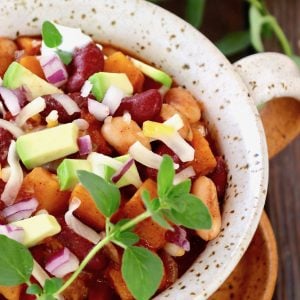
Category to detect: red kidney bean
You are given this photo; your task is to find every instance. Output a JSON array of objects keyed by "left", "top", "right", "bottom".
[
  {"left": 88, "top": 278, "right": 116, "bottom": 300},
  {"left": 114, "top": 89, "right": 163, "bottom": 125},
  {"left": 209, "top": 156, "right": 228, "bottom": 200},
  {"left": 56, "top": 217, "right": 108, "bottom": 272},
  {"left": 40, "top": 95, "right": 80, "bottom": 123},
  {"left": 66, "top": 43, "right": 104, "bottom": 93},
  {"left": 143, "top": 75, "right": 162, "bottom": 91},
  {"left": 145, "top": 143, "right": 182, "bottom": 180},
  {"left": 0, "top": 128, "right": 13, "bottom": 166},
  {"left": 68, "top": 92, "right": 89, "bottom": 109}
]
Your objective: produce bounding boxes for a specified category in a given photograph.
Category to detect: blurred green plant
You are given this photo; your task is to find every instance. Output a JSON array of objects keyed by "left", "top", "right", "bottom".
[{"left": 147, "top": 0, "right": 300, "bottom": 67}]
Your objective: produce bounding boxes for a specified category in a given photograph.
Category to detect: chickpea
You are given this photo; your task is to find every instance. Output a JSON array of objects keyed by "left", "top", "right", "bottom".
[
  {"left": 101, "top": 116, "right": 150, "bottom": 154},
  {"left": 191, "top": 176, "right": 221, "bottom": 241},
  {"left": 160, "top": 104, "right": 193, "bottom": 141},
  {"left": 164, "top": 87, "right": 201, "bottom": 123}
]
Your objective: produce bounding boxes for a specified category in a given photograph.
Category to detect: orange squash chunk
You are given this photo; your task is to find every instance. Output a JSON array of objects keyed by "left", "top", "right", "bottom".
[
  {"left": 0, "top": 285, "right": 22, "bottom": 300},
  {"left": 122, "top": 179, "right": 167, "bottom": 250},
  {"left": 104, "top": 51, "right": 144, "bottom": 93},
  {"left": 191, "top": 128, "right": 217, "bottom": 175},
  {"left": 19, "top": 167, "right": 70, "bottom": 215},
  {"left": 19, "top": 56, "right": 45, "bottom": 79},
  {"left": 106, "top": 264, "right": 134, "bottom": 300},
  {"left": 70, "top": 184, "right": 105, "bottom": 230},
  {"left": 16, "top": 37, "right": 41, "bottom": 55},
  {"left": 0, "top": 38, "right": 17, "bottom": 76}
]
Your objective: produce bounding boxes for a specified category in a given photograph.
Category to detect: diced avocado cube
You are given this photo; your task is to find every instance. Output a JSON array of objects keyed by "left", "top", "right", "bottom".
[
  {"left": 11, "top": 214, "right": 61, "bottom": 247},
  {"left": 3, "top": 62, "right": 62, "bottom": 100},
  {"left": 16, "top": 123, "right": 79, "bottom": 169},
  {"left": 130, "top": 57, "right": 172, "bottom": 88},
  {"left": 88, "top": 72, "right": 133, "bottom": 101},
  {"left": 57, "top": 159, "right": 92, "bottom": 191},
  {"left": 104, "top": 154, "right": 142, "bottom": 188}
]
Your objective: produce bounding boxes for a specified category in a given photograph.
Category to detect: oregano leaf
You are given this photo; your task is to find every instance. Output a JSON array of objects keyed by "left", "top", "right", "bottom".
[
  {"left": 77, "top": 171, "right": 121, "bottom": 218},
  {"left": 122, "top": 246, "right": 163, "bottom": 300},
  {"left": 42, "top": 21, "right": 62, "bottom": 48},
  {"left": 0, "top": 235, "right": 33, "bottom": 286}
]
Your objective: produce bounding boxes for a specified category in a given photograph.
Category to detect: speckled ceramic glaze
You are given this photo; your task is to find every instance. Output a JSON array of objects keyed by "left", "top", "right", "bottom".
[{"left": 0, "top": 1, "right": 269, "bottom": 299}]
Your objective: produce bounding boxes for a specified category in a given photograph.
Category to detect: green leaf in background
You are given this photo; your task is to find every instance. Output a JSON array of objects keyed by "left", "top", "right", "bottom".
[
  {"left": 185, "top": 0, "right": 206, "bottom": 28},
  {"left": 26, "top": 284, "right": 42, "bottom": 295},
  {"left": 291, "top": 55, "right": 300, "bottom": 68},
  {"left": 165, "top": 194, "right": 212, "bottom": 229},
  {"left": 77, "top": 171, "right": 121, "bottom": 218},
  {"left": 249, "top": 5, "right": 265, "bottom": 52},
  {"left": 56, "top": 49, "right": 73, "bottom": 65},
  {"left": 216, "top": 31, "right": 251, "bottom": 56},
  {"left": 44, "top": 278, "right": 63, "bottom": 295},
  {"left": 0, "top": 235, "right": 33, "bottom": 286},
  {"left": 42, "top": 21, "right": 62, "bottom": 48},
  {"left": 157, "top": 155, "right": 174, "bottom": 197},
  {"left": 122, "top": 246, "right": 163, "bottom": 300}
]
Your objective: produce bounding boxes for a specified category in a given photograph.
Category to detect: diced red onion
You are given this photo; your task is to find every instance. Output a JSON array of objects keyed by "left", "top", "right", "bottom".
[
  {"left": 0, "top": 224, "right": 24, "bottom": 243},
  {"left": 12, "top": 86, "right": 29, "bottom": 107},
  {"left": 0, "top": 119, "right": 24, "bottom": 137},
  {"left": 45, "top": 110, "right": 58, "bottom": 123},
  {"left": 2, "top": 198, "right": 39, "bottom": 223},
  {"left": 102, "top": 86, "right": 124, "bottom": 115},
  {"left": 80, "top": 80, "right": 93, "bottom": 97},
  {"left": 173, "top": 166, "right": 196, "bottom": 185},
  {"left": 111, "top": 158, "right": 134, "bottom": 183},
  {"left": 0, "top": 77, "right": 3, "bottom": 86},
  {"left": 65, "top": 198, "right": 101, "bottom": 244},
  {"left": 0, "top": 87, "right": 21, "bottom": 116},
  {"left": 165, "top": 226, "right": 190, "bottom": 251},
  {"left": 87, "top": 99, "right": 109, "bottom": 121},
  {"left": 160, "top": 132, "right": 195, "bottom": 162},
  {"left": 51, "top": 93, "right": 80, "bottom": 115},
  {"left": 1, "top": 141, "right": 23, "bottom": 205},
  {"left": 32, "top": 259, "right": 50, "bottom": 287},
  {"left": 73, "top": 118, "right": 89, "bottom": 130},
  {"left": 78, "top": 135, "right": 92, "bottom": 156},
  {"left": 39, "top": 54, "right": 68, "bottom": 87},
  {"left": 15, "top": 50, "right": 25, "bottom": 61},
  {"left": 164, "top": 113, "right": 184, "bottom": 131},
  {"left": 129, "top": 141, "right": 179, "bottom": 170},
  {"left": 45, "top": 247, "right": 79, "bottom": 278},
  {"left": 15, "top": 96, "right": 46, "bottom": 127}
]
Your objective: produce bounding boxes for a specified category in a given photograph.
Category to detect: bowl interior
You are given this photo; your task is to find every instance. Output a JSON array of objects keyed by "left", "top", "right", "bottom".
[{"left": 0, "top": 1, "right": 268, "bottom": 298}]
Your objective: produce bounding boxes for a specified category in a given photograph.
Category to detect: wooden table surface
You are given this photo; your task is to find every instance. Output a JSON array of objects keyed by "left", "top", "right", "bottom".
[{"left": 162, "top": 0, "right": 300, "bottom": 299}]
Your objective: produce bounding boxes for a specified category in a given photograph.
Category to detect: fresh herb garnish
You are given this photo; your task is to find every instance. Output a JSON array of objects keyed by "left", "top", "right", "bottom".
[
  {"left": 0, "top": 235, "right": 33, "bottom": 286},
  {"left": 0, "top": 155, "right": 211, "bottom": 300},
  {"left": 122, "top": 246, "right": 164, "bottom": 300},
  {"left": 42, "top": 21, "right": 62, "bottom": 48},
  {"left": 55, "top": 49, "right": 73, "bottom": 65}
]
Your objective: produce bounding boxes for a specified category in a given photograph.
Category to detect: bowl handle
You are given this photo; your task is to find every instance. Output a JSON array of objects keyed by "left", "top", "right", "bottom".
[{"left": 234, "top": 53, "right": 300, "bottom": 158}]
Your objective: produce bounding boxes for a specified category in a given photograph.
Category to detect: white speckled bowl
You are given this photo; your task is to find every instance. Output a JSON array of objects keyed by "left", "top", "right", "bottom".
[{"left": 0, "top": 1, "right": 271, "bottom": 299}]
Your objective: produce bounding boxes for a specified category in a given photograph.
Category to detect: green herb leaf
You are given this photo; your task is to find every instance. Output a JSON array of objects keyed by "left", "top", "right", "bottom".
[
  {"left": 42, "top": 21, "right": 62, "bottom": 48},
  {"left": 26, "top": 284, "right": 42, "bottom": 295},
  {"left": 185, "top": 0, "right": 206, "bottom": 28},
  {"left": 44, "top": 278, "right": 63, "bottom": 295},
  {"left": 216, "top": 31, "right": 251, "bottom": 56},
  {"left": 77, "top": 171, "right": 121, "bottom": 218},
  {"left": 165, "top": 194, "right": 212, "bottom": 229},
  {"left": 291, "top": 55, "right": 300, "bottom": 68},
  {"left": 114, "top": 231, "right": 139, "bottom": 247},
  {"left": 56, "top": 49, "right": 73, "bottom": 65},
  {"left": 122, "top": 246, "right": 163, "bottom": 300},
  {"left": 0, "top": 235, "right": 33, "bottom": 286},
  {"left": 141, "top": 192, "right": 172, "bottom": 230},
  {"left": 157, "top": 155, "right": 174, "bottom": 197}
]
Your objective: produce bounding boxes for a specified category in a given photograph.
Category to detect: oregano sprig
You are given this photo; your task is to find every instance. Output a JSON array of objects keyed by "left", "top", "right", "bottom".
[{"left": 0, "top": 155, "right": 211, "bottom": 300}]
